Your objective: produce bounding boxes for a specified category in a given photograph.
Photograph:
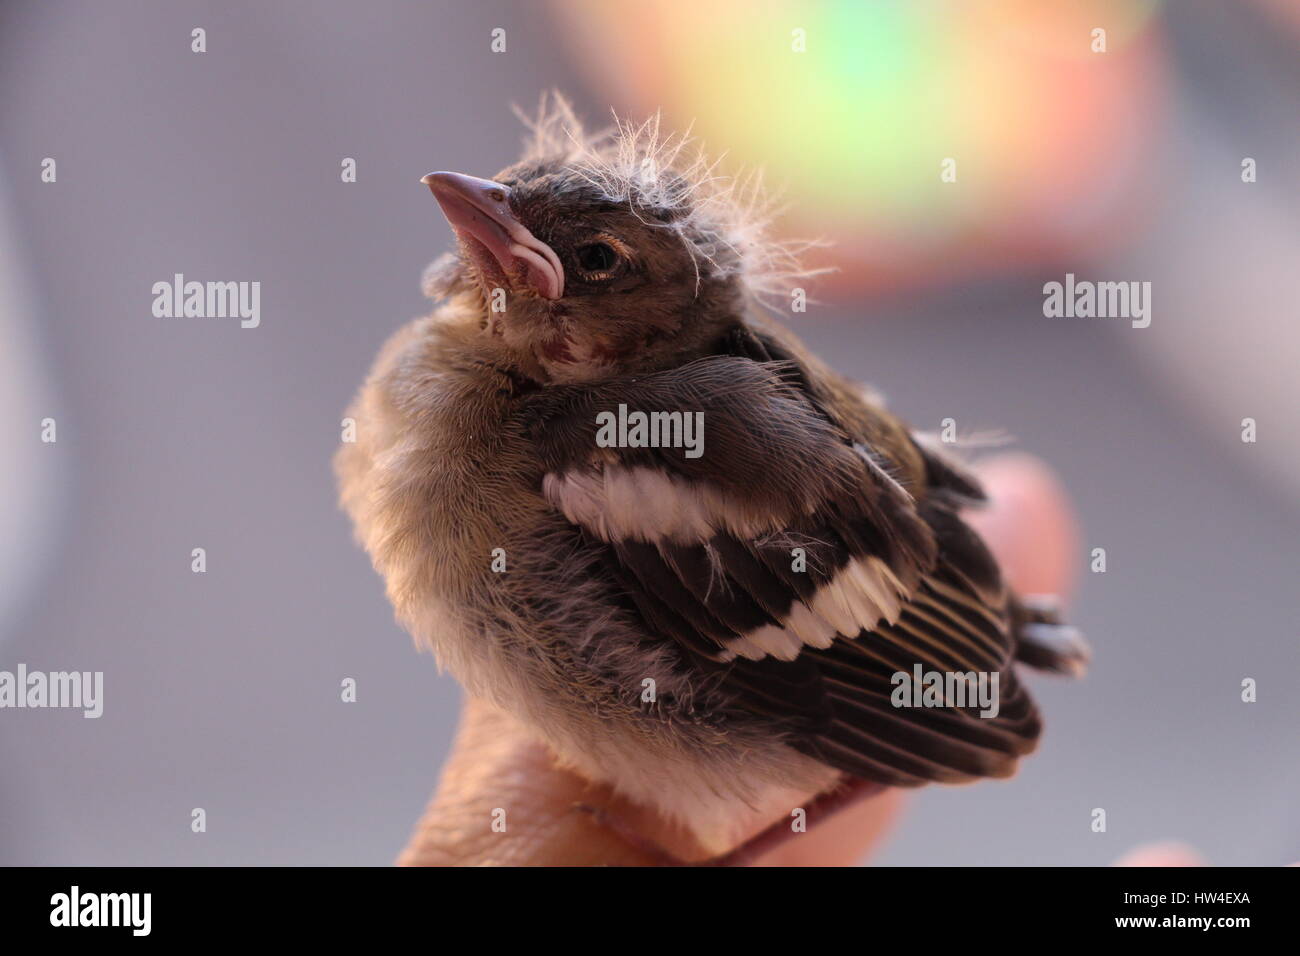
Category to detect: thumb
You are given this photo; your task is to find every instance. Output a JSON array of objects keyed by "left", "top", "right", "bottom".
[{"left": 966, "top": 453, "right": 1080, "bottom": 600}]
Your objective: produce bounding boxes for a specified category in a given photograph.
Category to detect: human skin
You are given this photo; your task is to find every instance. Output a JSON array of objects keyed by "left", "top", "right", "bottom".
[{"left": 398, "top": 454, "right": 1080, "bottom": 866}]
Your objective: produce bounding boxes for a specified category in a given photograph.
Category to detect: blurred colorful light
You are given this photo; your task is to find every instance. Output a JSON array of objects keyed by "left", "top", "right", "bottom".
[{"left": 556, "top": 0, "right": 1166, "bottom": 291}]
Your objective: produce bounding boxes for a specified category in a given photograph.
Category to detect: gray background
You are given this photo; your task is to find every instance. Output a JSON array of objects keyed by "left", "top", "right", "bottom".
[{"left": 1, "top": 0, "right": 1296, "bottom": 865}]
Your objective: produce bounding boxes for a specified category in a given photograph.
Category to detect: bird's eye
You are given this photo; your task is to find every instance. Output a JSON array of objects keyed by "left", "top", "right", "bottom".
[{"left": 575, "top": 242, "right": 619, "bottom": 275}]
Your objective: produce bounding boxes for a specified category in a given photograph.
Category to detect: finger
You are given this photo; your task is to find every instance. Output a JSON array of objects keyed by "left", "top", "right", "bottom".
[
  {"left": 1113, "top": 841, "right": 1207, "bottom": 867},
  {"left": 398, "top": 697, "right": 672, "bottom": 865},
  {"left": 751, "top": 788, "right": 907, "bottom": 866},
  {"left": 965, "top": 453, "right": 1080, "bottom": 599}
]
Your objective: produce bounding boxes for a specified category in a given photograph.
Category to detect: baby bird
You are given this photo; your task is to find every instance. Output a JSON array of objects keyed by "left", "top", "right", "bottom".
[{"left": 336, "top": 97, "right": 1088, "bottom": 863}]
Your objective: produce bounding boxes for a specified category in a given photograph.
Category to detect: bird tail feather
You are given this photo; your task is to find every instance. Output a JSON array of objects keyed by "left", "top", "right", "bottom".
[{"left": 1010, "top": 594, "right": 1090, "bottom": 678}]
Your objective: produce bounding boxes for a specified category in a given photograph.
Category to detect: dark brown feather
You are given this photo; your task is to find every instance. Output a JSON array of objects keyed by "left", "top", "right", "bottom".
[{"left": 523, "top": 320, "right": 1071, "bottom": 787}]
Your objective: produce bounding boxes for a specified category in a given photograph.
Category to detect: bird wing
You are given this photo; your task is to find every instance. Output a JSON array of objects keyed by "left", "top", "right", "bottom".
[{"left": 521, "top": 326, "right": 1042, "bottom": 786}]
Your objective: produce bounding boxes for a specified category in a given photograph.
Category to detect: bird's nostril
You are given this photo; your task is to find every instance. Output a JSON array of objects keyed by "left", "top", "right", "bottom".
[{"left": 487, "top": 189, "right": 506, "bottom": 203}]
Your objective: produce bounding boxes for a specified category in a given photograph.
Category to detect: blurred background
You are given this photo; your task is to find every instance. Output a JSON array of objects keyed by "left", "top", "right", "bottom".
[{"left": 1, "top": 0, "right": 1297, "bottom": 865}]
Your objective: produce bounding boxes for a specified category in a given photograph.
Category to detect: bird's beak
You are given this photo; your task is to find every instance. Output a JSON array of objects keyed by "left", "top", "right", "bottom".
[{"left": 422, "top": 171, "right": 564, "bottom": 300}]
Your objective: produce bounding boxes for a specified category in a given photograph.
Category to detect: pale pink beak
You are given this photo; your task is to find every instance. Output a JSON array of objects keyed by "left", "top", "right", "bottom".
[{"left": 422, "top": 171, "right": 564, "bottom": 299}]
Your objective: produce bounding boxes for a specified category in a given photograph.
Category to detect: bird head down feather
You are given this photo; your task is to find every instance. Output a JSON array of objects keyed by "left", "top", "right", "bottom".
[{"left": 421, "top": 93, "right": 824, "bottom": 383}]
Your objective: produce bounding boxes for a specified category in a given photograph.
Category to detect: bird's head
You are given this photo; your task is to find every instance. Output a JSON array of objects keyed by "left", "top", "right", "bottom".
[{"left": 422, "top": 96, "right": 816, "bottom": 384}]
